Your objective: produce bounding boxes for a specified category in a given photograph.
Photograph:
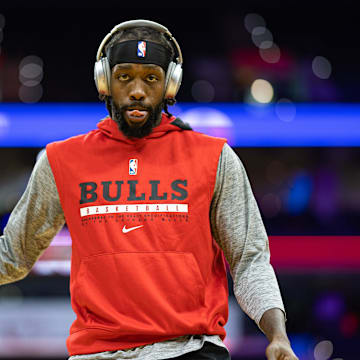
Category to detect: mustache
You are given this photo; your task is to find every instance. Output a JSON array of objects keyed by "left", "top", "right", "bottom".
[{"left": 120, "top": 101, "right": 152, "bottom": 112}]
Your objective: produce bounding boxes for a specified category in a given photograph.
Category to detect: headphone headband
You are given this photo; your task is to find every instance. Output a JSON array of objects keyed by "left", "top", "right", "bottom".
[
  {"left": 94, "top": 19, "right": 183, "bottom": 101},
  {"left": 96, "top": 19, "right": 183, "bottom": 65}
]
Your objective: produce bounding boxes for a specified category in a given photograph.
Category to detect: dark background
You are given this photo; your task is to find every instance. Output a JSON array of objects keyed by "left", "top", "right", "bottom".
[{"left": 1, "top": 2, "right": 360, "bottom": 103}]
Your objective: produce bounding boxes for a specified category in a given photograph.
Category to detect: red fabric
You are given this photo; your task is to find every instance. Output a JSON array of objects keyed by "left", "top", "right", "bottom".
[{"left": 46, "top": 113, "right": 228, "bottom": 356}]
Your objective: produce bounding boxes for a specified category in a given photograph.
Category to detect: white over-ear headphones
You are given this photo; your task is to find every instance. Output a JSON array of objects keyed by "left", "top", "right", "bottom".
[{"left": 94, "top": 19, "right": 183, "bottom": 101}]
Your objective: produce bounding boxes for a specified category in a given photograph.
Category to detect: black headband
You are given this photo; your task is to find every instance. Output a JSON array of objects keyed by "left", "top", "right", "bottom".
[{"left": 106, "top": 40, "right": 173, "bottom": 72}]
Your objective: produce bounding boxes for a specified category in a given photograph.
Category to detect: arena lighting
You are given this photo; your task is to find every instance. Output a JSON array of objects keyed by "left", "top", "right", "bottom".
[
  {"left": 313, "top": 340, "right": 334, "bottom": 360},
  {"left": 275, "top": 98, "right": 296, "bottom": 122},
  {"left": 269, "top": 236, "right": 360, "bottom": 270},
  {"left": 0, "top": 113, "right": 8, "bottom": 137},
  {"left": 312, "top": 56, "right": 332, "bottom": 79},
  {"left": 340, "top": 313, "right": 359, "bottom": 338},
  {"left": 259, "top": 43, "right": 281, "bottom": 63},
  {"left": 286, "top": 171, "right": 312, "bottom": 215},
  {"left": 314, "top": 293, "right": 345, "bottom": 322},
  {"left": 2, "top": 103, "right": 360, "bottom": 147},
  {"left": 181, "top": 107, "right": 232, "bottom": 127},
  {"left": 18, "top": 85, "right": 43, "bottom": 103},
  {"left": 250, "top": 79, "right": 274, "bottom": 103},
  {"left": 18, "top": 55, "right": 44, "bottom": 103},
  {"left": 251, "top": 26, "right": 273, "bottom": 48},
  {"left": 244, "top": 13, "right": 266, "bottom": 33}
]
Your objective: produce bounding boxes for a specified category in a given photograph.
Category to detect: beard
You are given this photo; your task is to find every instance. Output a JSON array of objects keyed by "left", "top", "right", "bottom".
[{"left": 110, "top": 99, "right": 164, "bottom": 138}]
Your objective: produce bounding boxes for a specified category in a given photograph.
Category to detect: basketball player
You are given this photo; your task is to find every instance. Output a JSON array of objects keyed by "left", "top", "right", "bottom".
[{"left": 0, "top": 20, "right": 298, "bottom": 360}]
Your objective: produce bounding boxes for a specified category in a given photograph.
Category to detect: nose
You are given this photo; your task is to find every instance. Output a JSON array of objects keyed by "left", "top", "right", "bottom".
[{"left": 129, "top": 79, "right": 146, "bottom": 101}]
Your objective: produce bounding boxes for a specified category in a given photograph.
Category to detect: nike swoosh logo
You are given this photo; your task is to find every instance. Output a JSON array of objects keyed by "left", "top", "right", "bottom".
[{"left": 122, "top": 225, "right": 144, "bottom": 234}]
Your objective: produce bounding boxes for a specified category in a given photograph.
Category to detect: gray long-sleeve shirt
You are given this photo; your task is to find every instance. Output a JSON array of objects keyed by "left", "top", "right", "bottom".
[{"left": 0, "top": 143, "right": 285, "bottom": 360}]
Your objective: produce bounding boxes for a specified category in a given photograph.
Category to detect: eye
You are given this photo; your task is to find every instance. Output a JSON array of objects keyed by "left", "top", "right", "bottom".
[
  {"left": 117, "top": 73, "right": 130, "bottom": 81},
  {"left": 146, "top": 74, "right": 158, "bottom": 82}
]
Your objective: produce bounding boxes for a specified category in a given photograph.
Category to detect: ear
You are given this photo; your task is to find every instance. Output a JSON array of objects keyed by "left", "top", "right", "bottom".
[{"left": 103, "top": 96, "right": 113, "bottom": 117}]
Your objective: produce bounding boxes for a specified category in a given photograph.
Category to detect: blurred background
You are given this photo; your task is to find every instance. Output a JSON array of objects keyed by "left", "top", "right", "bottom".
[{"left": 0, "top": 2, "right": 360, "bottom": 360}]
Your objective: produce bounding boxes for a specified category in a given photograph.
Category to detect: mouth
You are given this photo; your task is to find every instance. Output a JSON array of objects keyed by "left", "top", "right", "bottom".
[{"left": 125, "top": 107, "right": 150, "bottom": 125}]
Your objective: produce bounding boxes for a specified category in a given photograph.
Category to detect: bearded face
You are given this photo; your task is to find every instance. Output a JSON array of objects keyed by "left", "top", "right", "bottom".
[
  {"left": 109, "top": 63, "right": 167, "bottom": 138},
  {"left": 110, "top": 98, "right": 164, "bottom": 138}
]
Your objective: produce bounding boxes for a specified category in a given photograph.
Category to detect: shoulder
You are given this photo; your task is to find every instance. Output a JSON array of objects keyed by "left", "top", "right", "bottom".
[
  {"left": 181, "top": 128, "right": 227, "bottom": 147},
  {"left": 46, "top": 129, "right": 99, "bottom": 151},
  {"left": 218, "top": 143, "right": 248, "bottom": 173}
]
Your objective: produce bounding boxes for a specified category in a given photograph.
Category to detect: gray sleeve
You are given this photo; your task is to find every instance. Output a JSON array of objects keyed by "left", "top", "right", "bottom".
[
  {"left": 0, "top": 150, "right": 65, "bottom": 285},
  {"left": 210, "top": 143, "right": 286, "bottom": 329}
]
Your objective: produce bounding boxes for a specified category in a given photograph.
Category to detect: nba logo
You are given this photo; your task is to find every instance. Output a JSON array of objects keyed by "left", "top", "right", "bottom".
[
  {"left": 129, "top": 159, "right": 138, "bottom": 175},
  {"left": 137, "top": 41, "right": 146, "bottom": 57}
]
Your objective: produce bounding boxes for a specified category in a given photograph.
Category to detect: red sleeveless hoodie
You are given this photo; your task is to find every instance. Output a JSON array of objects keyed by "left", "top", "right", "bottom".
[{"left": 46, "top": 113, "right": 228, "bottom": 356}]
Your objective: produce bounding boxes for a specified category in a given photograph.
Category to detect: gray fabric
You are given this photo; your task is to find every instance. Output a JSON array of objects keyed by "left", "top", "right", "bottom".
[
  {"left": 0, "top": 143, "right": 285, "bottom": 360},
  {"left": 0, "top": 151, "right": 65, "bottom": 285},
  {"left": 210, "top": 143, "right": 285, "bottom": 328}
]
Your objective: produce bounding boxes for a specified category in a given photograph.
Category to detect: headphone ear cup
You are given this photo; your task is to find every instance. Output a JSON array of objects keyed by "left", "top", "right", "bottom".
[
  {"left": 164, "top": 62, "right": 183, "bottom": 100},
  {"left": 94, "top": 58, "right": 111, "bottom": 96}
]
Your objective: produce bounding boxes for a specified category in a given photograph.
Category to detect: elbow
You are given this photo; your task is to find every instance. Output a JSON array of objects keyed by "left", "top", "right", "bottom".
[{"left": 0, "top": 263, "right": 31, "bottom": 285}]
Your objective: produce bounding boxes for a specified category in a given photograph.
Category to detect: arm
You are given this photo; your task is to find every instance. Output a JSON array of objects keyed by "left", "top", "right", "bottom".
[
  {"left": 0, "top": 150, "right": 65, "bottom": 285},
  {"left": 210, "top": 143, "right": 297, "bottom": 360},
  {"left": 260, "top": 308, "right": 298, "bottom": 359}
]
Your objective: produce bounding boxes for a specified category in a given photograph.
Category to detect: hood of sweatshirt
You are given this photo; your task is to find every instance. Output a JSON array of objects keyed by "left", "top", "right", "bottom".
[{"left": 97, "top": 112, "right": 192, "bottom": 144}]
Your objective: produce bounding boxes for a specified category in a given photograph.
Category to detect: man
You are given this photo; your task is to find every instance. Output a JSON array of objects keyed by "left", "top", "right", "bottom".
[{"left": 0, "top": 20, "right": 298, "bottom": 360}]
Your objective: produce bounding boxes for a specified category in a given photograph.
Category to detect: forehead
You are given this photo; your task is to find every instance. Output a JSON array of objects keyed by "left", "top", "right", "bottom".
[{"left": 112, "top": 63, "right": 165, "bottom": 74}]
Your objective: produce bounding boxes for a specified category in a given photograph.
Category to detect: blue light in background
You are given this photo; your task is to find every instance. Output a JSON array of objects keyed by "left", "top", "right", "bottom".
[
  {"left": 286, "top": 171, "right": 313, "bottom": 215},
  {"left": 288, "top": 334, "right": 315, "bottom": 360},
  {"left": 1, "top": 102, "right": 360, "bottom": 147},
  {"left": 314, "top": 292, "right": 346, "bottom": 323}
]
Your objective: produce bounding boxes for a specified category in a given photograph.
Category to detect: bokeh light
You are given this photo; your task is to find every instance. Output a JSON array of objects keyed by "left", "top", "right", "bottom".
[
  {"left": 260, "top": 193, "right": 282, "bottom": 218},
  {"left": 244, "top": 13, "right": 266, "bottom": 33},
  {"left": 250, "top": 79, "right": 274, "bottom": 103},
  {"left": 181, "top": 107, "right": 233, "bottom": 128},
  {"left": 314, "top": 293, "right": 345, "bottom": 322},
  {"left": 340, "top": 312, "right": 359, "bottom": 337},
  {"left": 313, "top": 340, "right": 333, "bottom": 360},
  {"left": 312, "top": 56, "right": 332, "bottom": 79},
  {"left": 258, "top": 40, "right": 273, "bottom": 49},
  {"left": 259, "top": 43, "right": 281, "bottom": 63},
  {"left": 18, "top": 55, "right": 44, "bottom": 103},
  {"left": 312, "top": 167, "right": 339, "bottom": 221},
  {"left": 19, "top": 84, "right": 43, "bottom": 103},
  {"left": 251, "top": 26, "right": 273, "bottom": 48},
  {"left": 19, "top": 63, "right": 43, "bottom": 86},
  {"left": 19, "top": 55, "right": 44, "bottom": 69},
  {"left": 191, "top": 80, "right": 215, "bottom": 102},
  {"left": 275, "top": 98, "right": 297, "bottom": 122},
  {"left": 286, "top": 171, "right": 312, "bottom": 214},
  {"left": 0, "top": 113, "right": 9, "bottom": 137}
]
